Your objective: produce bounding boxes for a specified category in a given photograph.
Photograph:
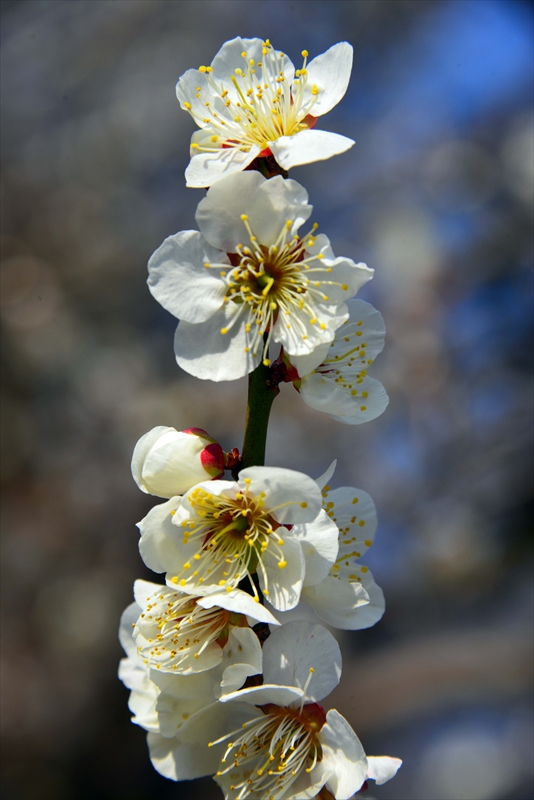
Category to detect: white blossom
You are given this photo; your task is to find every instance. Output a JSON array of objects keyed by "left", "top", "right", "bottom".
[
  {"left": 137, "top": 466, "right": 339, "bottom": 612},
  {"left": 288, "top": 299, "right": 389, "bottom": 425},
  {"left": 176, "top": 37, "right": 355, "bottom": 187},
  {"left": 131, "top": 426, "right": 225, "bottom": 498},
  {"left": 148, "top": 171, "right": 373, "bottom": 381},
  {"left": 132, "top": 578, "right": 278, "bottom": 675},
  {"left": 118, "top": 599, "right": 264, "bottom": 782},
  {"left": 268, "top": 463, "right": 385, "bottom": 630},
  {"left": 177, "top": 622, "right": 400, "bottom": 799}
]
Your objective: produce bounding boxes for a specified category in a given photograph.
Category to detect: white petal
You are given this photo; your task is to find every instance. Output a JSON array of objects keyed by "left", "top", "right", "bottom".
[
  {"left": 220, "top": 684, "right": 304, "bottom": 706},
  {"left": 266, "top": 598, "right": 321, "bottom": 627},
  {"left": 197, "top": 589, "right": 279, "bottom": 625},
  {"left": 238, "top": 466, "right": 322, "bottom": 524},
  {"left": 123, "top": 667, "right": 160, "bottom": 732},
  {"left": 174, "top": 305, "right": 260, "bottom": 381},
  {"left": 341, "top": 298, "right": 386, "bottom": 363},
  {"left": 185, "top": 146, "right": 260, "bottom": 189},
  {"left": 262, "top": 621, "right": 341, "bottom": 702},
  {"left": 132, "top": 579, "right": 165, "bottom": 609},
  {"left": 137, "top": 497, "right": 186, "bottom": 574},
  {"left": 175, "top": 67, "right": 213, "bottom": 121},
  {"left": 303, "top": 42, "right": 353, "bottom": 116},
  {"left": 275, "top": 302, "right": 348, "bottom": 358},
  {"left": 131, "top": 427, "right": 171, "bottom": 494},
  {"left": 177, "top": 699, "right": 259, "bottom": 745},
  {"left": 147, "top": 230, "right": 227, "bottom": 322},
  {"left": 133, "top": 428, "right": 210, "bottom": 499},
  {"left": 290, "top": 341, "right": 331, "bottom": 376},
  {"left": 301, "top": 576, "right": 372, "bottom": 630},
  {"left": 326, "top": 377, "right": 390, "bottom": 425},
  {"left": 291, "top": 509, "right": 339, "bottom": 587},
  {"left": 315, "top": 460, "right": 337, "bottom": 490},
  {"left": 321, "top": 709, "right": 368, "bottom": 799},
  {"left": 219, "top": 627, "right": 263, "bottom": 695},
  {"left": 211, "top": 37, "right": 288, "bottom": 85},
  {"left": 147, "top": 731, "right": 220, "bottom": 781},
  {"left": 118, "top": 602, "right": 142, "bottom": 660},
  {"left": 260, "top": 532, "right": 305, "bottom": 612},
  {"left": 318, "top": 257, "right": 374, "bottom": 303},
  {"left": 269, "top": 128, "right": 354, "bottom": 170},
  {"left": 328, "top": 486, "right": 378, "bottom": 557},
  {"left": 196, "top": 171, "right": 311, "bottom": 252},
  {"left": 366, "top": 755, "right": 402, "bottom": 785}
]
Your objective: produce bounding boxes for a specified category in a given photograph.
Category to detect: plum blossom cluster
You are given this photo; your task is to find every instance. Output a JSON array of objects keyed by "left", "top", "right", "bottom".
[{"left": 120, "top": 36, "right": 401, "bottom": 799}]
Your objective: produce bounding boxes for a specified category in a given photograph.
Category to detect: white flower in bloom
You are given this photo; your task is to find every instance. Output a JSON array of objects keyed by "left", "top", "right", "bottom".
[
  {"left": 119, "top": 600, "right": 264, "bottom": 782},
  {"left": 176, "top": 37, "right": 354, "bottom": 187},
  {"left": 178, "top": 622, "right": 400, "bottom": 799},
  {"left": 132, "top": 426, "right": 225, "bottom": 498},
  {"left": 269, "top": 463, "right": 385, "bottom": 630},
  {"left": 132, "top": 578, "right": 278, "bottom": 675},
  {"left": 148, "top": 171, "right": 373, "bottom": 381},
  {"left": 288, "top": 299, "right": 389, "bottom": 425},
  {"left": 137, "top": 466, "right": 339, "bottom": 612}
]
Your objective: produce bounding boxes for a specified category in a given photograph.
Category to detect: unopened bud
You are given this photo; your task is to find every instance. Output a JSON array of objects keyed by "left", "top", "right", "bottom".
[{"left": 131, "top": 426, "right": 225, "bottom": 498}]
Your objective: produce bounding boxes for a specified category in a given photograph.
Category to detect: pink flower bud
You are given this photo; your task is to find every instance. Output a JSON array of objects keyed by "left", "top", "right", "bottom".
[{"left": 131, "top": 426, "right": 225, "bottom": 498}]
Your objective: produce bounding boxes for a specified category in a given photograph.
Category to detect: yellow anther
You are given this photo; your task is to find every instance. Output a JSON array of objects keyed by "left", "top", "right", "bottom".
[
  {"left": 263, "top": 358, "right": 270, "bottom": 366},
  {"left": 220, "top": 327, "right": 228, "bottom": 335},
  {"left": 300, "top": 502, "right": 308, "bottom": 508},
  {"left": 361, "top": 566, "right": 369, "bottom": 573},
  {"left": 171, "top": 576, "right": 178, "bottom": 584},
  {"left": 241, "top": 51, "right": 247, "bottom": 57},
  {"left": 240, "top": 214, "right": 249, "bottom": 221},
  {"left": 199, "top": 65, "right": 207, "bottom": 73},
  {"left": 361, "top": 406, "right": 367, "bottom": 411},
  {"left": 183, "top": 101, "right": 192, "bottom": 110},
  {"left": 365, "top": 539, "right": 373, "bottom": 546},
  {"left": 179, "top": 579, "right": 187, "bottom": 586},
  {"left": 311, "top": 84, "right": 319, "bottom": 95},
  {"left": 190, "top": 142, "right": 199, "bottom": 149},
  {"left": 278, "top": 560, "right": 287, "bottom": 569},
  {"left": 301, "top": 50, "right": 309, "bottom": 57},
  {"left": 235, "top": 68, "right": 243, "bottom": 76},
  {"left": 210, "top": 135, "right": 218, "bottom": 142},
  {"left": 362, "top": 391, "right": 369, "bottom": 398}
]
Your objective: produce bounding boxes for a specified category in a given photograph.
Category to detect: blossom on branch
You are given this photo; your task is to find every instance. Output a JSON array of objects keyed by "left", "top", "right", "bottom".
[
  {"left": 269, "top": 463, "right": 385, "bottom": 630},
  {"left": 177, "top": 621, "right": 400, "bottom": 799},
  {"left": 287, "top": 299, "right": 389, "bottom": 425},
  {"left": 132, "top": 578, "right": 278, "bottom": 675},
  {"left": 176, "top": 37, "right": 355, "bottom": 187},
  {"left": 119, "top": 599, "right": 264, "bottom": 782},
  {"left": 137, "top": 466, "right": 339, "bottom": 611},
  {"left": 132, "top": 426, "right": 226, "bottom": 497},
  {"left": 148, "top": 171, "right": 373, "bottom": 381}
]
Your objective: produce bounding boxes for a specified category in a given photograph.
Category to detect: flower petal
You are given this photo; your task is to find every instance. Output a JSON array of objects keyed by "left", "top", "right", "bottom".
[
  {"left": 118, "top": 602, "right": 142, "bottom": 660},
  {"left": 219, "top": 627, "right": 263, "bottom": 695},
  {"left": 147, "top": 731, "right": 220, "bottom": 781},
  {"left": 302, "top": 42, "right": 353, "bottom": 116},
  {"left": 196, "top": 171, "right": 311, "bottom": 252},
  {"left": 301, "top": 576, "right": 371, "bottom": 630},
  {"left": 269, "top": 128, "right": 354, "bottom": 170},
  {"left": 132, "top": 428, "right": 210, "bottom": 499},
  {"left": 147, "top": 230, "right": 227, "bottom": 322},
  {"left": 275, "top": 302, "right": 349, "bottom": 358},
  {"left": 175, "top": 67, "right": 212, "bottom": 122},
  {"left": 220, "top": 684, "right": 304, "bottom": 706},
  {"left": 260, "top": 532, "right": 305, "bottom": 612},
  {"left": 185, "top": 145, "right": 261, "bottom": 189},
  {"left": 137, "top": 497, "right": 186, "bottom": 574},
  {"left": 238, "top": 466, "right": 322, "bottom": 524},
  {"left": 174, "top": 305, "right": 260, "bottom": 381},
  {"left": 326, "top": 377, "right": 390, "bottom": 425},
  {"left": 262, "top": 620, "right": 342, "bottom": 702},
  {"left": 366, "top": 755, "right": 403, "bottom": 785},
  {"left": 291, "top": 509, "right": 340, "bottom": 587},
  {"left": 321, "top": 709, "right": 368, "bottom": 799},
  {"left": 197, "top": 589, "right": 280, "bottom": 626},
  {"left": 315, "top": 460, "right": 337, "bottom": 490},
  {"left": 290, "top": 342, "right": 331, "bottom": 376}
]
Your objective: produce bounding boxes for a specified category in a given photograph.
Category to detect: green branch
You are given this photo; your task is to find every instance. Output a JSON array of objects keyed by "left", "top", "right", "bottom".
[{"left": 235, "top": 358, "right": 279, "bottom": 474}]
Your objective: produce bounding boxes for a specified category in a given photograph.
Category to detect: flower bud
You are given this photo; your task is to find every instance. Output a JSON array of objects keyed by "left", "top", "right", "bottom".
[{"left": 131, "top": 426, "right": 225, "bottom": 498}]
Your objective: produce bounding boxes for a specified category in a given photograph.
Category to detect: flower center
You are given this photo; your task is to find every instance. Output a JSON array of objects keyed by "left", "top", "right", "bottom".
[
  {"left": 172, "top": 482, "right": 291, "bottom": 599},
  {"left": 212, "top": 702, "right": 326, "bottom": 800},
  {"left": 134, "top": 588, "right": 230, "bottom": 671},
  {"left": 204, "top": 217, "right": 348, "bottom": 364},
  {"left": 188, "top": 42, "right": 320, "bottom": 154}
]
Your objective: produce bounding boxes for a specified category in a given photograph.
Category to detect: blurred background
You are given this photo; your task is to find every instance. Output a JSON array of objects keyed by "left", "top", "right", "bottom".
[{"left": 1, "top": 1, "right": 533, "bottom": 798}]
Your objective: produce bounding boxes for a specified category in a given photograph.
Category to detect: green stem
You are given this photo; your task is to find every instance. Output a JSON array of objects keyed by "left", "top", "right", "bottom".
[{"left": 235, "top": 359, "right": 279, "bottom": 474}]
